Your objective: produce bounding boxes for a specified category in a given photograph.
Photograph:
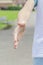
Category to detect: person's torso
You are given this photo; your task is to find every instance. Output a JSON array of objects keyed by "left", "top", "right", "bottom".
[{"left": 32, "top": 0, "right": 43, "bottom": 57}]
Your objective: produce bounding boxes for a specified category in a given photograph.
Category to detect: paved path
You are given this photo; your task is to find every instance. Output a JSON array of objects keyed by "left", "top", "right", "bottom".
[{"left": 0, "top": 12, "right": 36, "bottom": 65}]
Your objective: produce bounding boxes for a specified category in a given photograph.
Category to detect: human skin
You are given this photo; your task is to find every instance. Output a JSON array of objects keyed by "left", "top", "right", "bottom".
[{"left": 14, "top": 0, "right": 35, "bottom": 49}]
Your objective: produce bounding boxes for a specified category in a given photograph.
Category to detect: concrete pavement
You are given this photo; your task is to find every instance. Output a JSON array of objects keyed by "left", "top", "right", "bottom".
[{"left": 0, "top": 11, "right": 36, "bottom": 65}]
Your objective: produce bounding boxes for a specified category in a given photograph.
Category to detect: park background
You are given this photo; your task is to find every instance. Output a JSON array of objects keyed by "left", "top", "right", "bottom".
[
  {"left": 0, "top": 0, "right": 27, "bottom": 30},
  {"left": 0, "top": 0, "right": 36, "bottom": 65}
]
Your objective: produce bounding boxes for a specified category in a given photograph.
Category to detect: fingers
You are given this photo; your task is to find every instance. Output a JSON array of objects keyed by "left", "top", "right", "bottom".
[
  {"left": 14, "top": 40, "right": 19, "bottom": 49},
  {"left": 14, "top": 42, "right": 18, "bottom": 49}
]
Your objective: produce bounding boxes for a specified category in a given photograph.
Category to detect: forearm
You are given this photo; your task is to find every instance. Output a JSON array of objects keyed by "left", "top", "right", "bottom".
[{"left": 18, "top": 0, "right": 34, "bottom": 24}]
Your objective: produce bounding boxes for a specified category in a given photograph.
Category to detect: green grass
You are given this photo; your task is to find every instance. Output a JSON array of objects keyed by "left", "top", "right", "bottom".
[
  {"left": 0, "top": 10, "right": 19, "bottom": 29},
  {"left": 0, "top": 10, "right": 19, "bottom": 20},
  {"left": 0, "top": 23, "right": 7, "bottom": 30}
]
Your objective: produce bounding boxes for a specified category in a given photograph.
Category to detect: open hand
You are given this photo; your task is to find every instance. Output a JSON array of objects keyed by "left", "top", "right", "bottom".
[{"left": 14, "top": 39, "right": 19, "bottom": 49}]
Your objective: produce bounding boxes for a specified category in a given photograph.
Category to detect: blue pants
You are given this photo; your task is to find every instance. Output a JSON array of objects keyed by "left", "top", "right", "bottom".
[{"left": 33, "top": 57, "right": 43, "bottom": 65}]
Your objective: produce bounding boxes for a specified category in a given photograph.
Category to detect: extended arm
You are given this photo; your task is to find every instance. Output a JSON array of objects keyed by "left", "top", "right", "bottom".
[{"left": 14, "top": 0, "right": 35, "bottom": 49}]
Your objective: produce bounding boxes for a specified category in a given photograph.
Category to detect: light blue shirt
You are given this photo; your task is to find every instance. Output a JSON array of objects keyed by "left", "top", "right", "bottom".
[{"left": 32, "top": 0, "right": 43, "bottom": 57}]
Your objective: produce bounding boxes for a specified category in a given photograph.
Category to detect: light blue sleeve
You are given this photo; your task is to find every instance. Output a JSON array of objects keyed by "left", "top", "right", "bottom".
[{"left": 34, "top": 0, "right": 38, "bottom": 7}]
